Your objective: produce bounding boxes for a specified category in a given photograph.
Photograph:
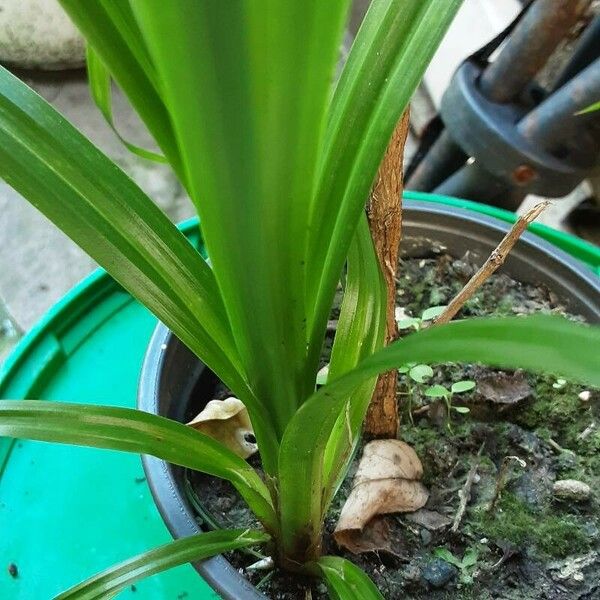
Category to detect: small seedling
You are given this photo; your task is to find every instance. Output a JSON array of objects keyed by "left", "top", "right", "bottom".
[
  {"left": 433, "top": 547, "right": 478, "bottom": 585},
  {"left": 552, "top": 377, "right": 567, "bottom": 390},
  {"left": 395, "top": 305, "right": 447, "bottom": 331},
  {"left": 425, "top": 380, "right": 475, "bottom": 428},
  {"left": 398, "top": 362, "right": 434, "bottom": 423}
]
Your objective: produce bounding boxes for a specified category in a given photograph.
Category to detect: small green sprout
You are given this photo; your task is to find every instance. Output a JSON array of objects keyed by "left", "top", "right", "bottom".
[
  {"left": 408, "top": 364, "right": 434, "bottom": 383},
  {"left": 396, "top": 305, "right": 447, "bottom": 331},
  {"left": 425, "top": 379, "right": 475, "bottom": 428},
  {"left": 398, "top": 362, "right": 434, "bottom": 423},
  {"left": 433, "top": 547, "right": 478, "bottom": 585}
]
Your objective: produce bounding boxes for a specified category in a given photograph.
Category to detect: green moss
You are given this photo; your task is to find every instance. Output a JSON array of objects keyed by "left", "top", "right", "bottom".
[
  {"left": 470, "top": 493, "right": 589, "bottom": 558},
  {"left": 516, "top": 378, "right": 583, "bottom": 440}
]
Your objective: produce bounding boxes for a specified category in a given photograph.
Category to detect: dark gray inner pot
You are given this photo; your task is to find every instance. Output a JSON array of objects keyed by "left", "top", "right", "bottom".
[{"left": 138, "top": 200, "right": 600, "bottom": 600}]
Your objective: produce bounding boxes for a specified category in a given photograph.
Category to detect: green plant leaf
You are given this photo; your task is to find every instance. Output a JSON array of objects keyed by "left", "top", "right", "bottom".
[
  {"left": 425, "top": 384, "right": 450, "bottom": 399},
  {"left": 314, "top": 556, "right": 384, "bottom": 600},
  {"left": 433, "top": 547, "right": 462, "bottom": 569},
  {"left": 0, "top": 65, "right": 288, "bottom": 464},
  {"left": 86, "top": 46, "right": 166, "bottom": 163},
  {"left": 0, "top": 65, "right": 251, "bottom": 396},
  {"left": 453, "top": 406, "right": 471, "bottom": 414},
  {"left": 279, "top": 316, "right": 600, "bottom": 557},
  {"left": 397, "top": 317, "right": 421, "bottom": 330},
  {"left": 130, "top": 0, "right": 352, "bottom": 440},
  {"left": 576, "top": 100, "right": 600, "bottom": 115},
  {"left": 451, "top": 380, "right": 476, "bottom": 394},
  {"left": 56, "top": 529, "right": 269, "bottom": 600},
  {"left": 59, "top": 0, "right": 183, "bottom": 175},
  {"left": 322, "top": 215, "right": 386, "bottom": 501},
  {"left": 421, "top": 305, "right": 447, "bottom": 321},
  {"left": 306, "top": 0, "right": 463, "bottom": 359},
  {"left": 461, "top": 547, "right": 479, "bottom": 569},
  {"left": 0, "top": 401, "right": 276, "bottom": 532},
  {"left": 279, "top": 217, "right": 386, "bottom": 561},
  {"left": 327, "top": 216, "right": 387, "bottom": 382},
  {"left": 409, "top": 364, "right": 434, "bottom": 383}
]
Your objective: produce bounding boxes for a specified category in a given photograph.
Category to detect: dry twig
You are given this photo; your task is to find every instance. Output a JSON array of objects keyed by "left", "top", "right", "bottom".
[
  {"left": 434, "top": 202, "right": 550, "bottom": 326},
  {"left": 451, "top": 442, "right": 485, "bottom": 533}
]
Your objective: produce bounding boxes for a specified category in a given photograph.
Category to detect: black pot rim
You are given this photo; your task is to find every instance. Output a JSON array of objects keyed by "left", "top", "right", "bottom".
[{"left": 138, "top": 200, "right": 600, "bottom": 599}]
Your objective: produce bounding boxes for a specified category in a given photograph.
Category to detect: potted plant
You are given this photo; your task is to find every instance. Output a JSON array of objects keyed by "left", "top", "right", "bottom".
[{"left": 0, "top": 2, "right": 598, "bottom": 599}]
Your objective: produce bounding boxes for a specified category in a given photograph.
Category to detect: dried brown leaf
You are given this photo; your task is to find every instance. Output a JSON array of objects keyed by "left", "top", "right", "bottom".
[
  {"left": 187, "top": 397, "right": 257, "bottom": 458},
  {"left": 335, "top": 440, "right": 429, "bottom": 553}
]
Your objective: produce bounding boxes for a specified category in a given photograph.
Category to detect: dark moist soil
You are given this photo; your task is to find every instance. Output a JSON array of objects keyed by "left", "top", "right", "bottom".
[{"left": 187, "top": 252, "right": 600, "bottom": 600}]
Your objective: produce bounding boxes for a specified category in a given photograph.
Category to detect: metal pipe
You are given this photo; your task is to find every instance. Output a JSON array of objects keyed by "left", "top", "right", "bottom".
[
  {"left": 518, "top": 59, "right": 600, "bottom": 154},
  {"left": 480, "top": 0, "right": 591, "bottom": 104},
  {"left": 405, "top": 130, "right": 467, "bottom": 191},
  {"left": 434, "top": 161, "right": 526, "bottom": 211},
  {"left": 552, "top": 14, "right": 600, "bottom": 90}
]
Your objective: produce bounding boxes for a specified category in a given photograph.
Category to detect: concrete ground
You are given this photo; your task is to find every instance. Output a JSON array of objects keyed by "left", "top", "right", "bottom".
[{"left": 0, "top": 67, "right": 584, "bottom": 365}]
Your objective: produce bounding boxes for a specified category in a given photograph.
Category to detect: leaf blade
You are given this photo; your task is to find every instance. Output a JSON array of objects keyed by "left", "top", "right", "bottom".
[
  {"left": 56, "top": 529, "right": 269, "bottom": 600},
  {"left": 307, "top": 0, "right": 463, "bottom": 367},
  {"left": 0, "top": 401, "right": 276, "bottom": 531},
  {"left": 130, "top": 0, "right": 352, "bottom": 437},
  {"left": 322, "top": 215, "right": 386, "bottom": 494},
  {"left": 0, "top": 65, "right": 270, "bottom": 420},
  {"left": 314, "top": 556, "right": 384, "bottom": 600},
  {"left": 86, "top": 46, "right": 167, "bottom": 163},
  {"left": 58, "top": 0, "right": 182, "bottom": 173}
]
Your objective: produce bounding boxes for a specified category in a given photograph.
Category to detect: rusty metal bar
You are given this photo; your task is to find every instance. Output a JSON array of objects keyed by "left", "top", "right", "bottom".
[
  {"left": 552, "top": 14, "right": 600, "bottom": 90},
  {"left": 518, "top": 59, "right": 600, "bottom": 156},
  {"left": 480, "top": 0, "right": 591, "bottom": 104},
  {"left": 434, "top": 162, "right": 527, "bottom": 211}
]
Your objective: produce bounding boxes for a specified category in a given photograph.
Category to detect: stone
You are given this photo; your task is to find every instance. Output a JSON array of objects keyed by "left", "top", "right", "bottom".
[
  {"left": 512, "top": 466, "right": 553, "bottom": 511},
  {"left": 402, "top": 564, "right": 421, "bottom": 583},
  {"left": 420, "top": 529, "right": 432, "bottom": 545},
  {"left": 553, "top": 479, "right": 591, "bottom": 502},
  {"left": 421, "top": 558, "right": 457, "bottom": 588},
  {"left": 405, "top": 509, "right": 452, "bottom": 531},
  {"left": 0, "top": 0, "right": 85, "bottom": 69}
]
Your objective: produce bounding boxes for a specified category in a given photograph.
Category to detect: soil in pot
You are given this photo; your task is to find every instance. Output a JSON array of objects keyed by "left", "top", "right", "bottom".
[{"left": 185, "top": 251, "right": 600, "bottom": 600}]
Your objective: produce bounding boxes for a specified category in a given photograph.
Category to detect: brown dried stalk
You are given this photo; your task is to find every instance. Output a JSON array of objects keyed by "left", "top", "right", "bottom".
[{"left": 434, "top": 201, "right": 550, "bottom": 326}]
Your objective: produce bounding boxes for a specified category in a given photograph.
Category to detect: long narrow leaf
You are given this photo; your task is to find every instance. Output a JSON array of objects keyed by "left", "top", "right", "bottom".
[
  {"left": 131, "top": 1, "right": 351, "bottom": 437},
  {"left": 0, "top": 401, "right": 276, "bottom": 531},
  {"left": 58, "top": 0, "right": 183, "bottom": 176},
  {"left": 328, "top": 215, "right": 386, "bottom": 380},
  {"left": 0, "top": 65, "right": 286, "bottom": 456},
  {"left": 314, "top": 556, "right": 383, "bottom": 600},
  {"left": 86, "top": 46, "right": 167, "bottom": 163},
  {"left": 307, "top": 0, "right": 463, "bottom": 363},
  {"left": 279, "top": 316, "right": 600, "bottom": 558},
  {"left": 56, "top": 529, "right": 269, "bottom": 600},
  {"left": 322, "top": 215, "right": 386, "bottom": 495}
]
